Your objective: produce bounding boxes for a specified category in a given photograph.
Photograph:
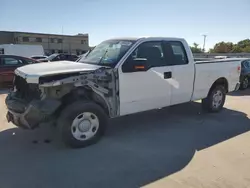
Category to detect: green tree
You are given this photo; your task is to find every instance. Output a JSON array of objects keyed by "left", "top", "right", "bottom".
[
  {"left": 237, "top": 39, "right": 250, "bottom": 49},
  {"left": 190, "top": 43, "right": 202, "bottom": 53},
  {"left": 210, "top": 39, "right": 250, "bottom": 53},
  {"left": 231, "top": 45, "right": 242, "bottom": 53},
  {"left": 242, "top": 46, "right": 250, "bottom": 53},
  {"left": 211, "top": 42, "right": 234, "bottom": 53}
]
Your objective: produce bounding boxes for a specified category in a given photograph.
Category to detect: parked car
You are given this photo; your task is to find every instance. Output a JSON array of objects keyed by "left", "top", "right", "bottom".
[
  {"left": 30, "top": 55, "right": 48, "bottom": 60},
  {"left": 240, "top": 58, "right": 250, "bottom": 90},
  {"left": 38, "top": 53, "right": 79, "bottom": 62},
  {"left": 0, "top": 55, "right": 39, "bottom": 87},
  {"left": 0, "top": 44, "right": 44, "bottom": 57},
  {"left": 5, "top": 37, "right": 241, "bottom": 148},
  {"left": 75, "top": 52, "right": 89, "bottom": 62}
]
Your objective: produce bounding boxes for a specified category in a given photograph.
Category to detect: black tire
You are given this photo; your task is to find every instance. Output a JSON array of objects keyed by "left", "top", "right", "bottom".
[
  {"left": 202, "top": 85, "right": 226, "bottom": 113},
  {"left": 240, "top": 77, "right": 249, "bottom": 90},
  {"left": 57, "top": 100, "right": 108, "bottom": 148}
]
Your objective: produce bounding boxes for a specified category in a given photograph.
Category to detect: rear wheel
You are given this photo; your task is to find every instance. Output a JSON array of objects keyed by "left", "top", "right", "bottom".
[
  {"left": 57, "top": 100, "right": 108, "bottom": 148},
  {"left": 202, "top": 85, "right": 226, "bottom": 113},
  {"left": 240, "top": 77, "right": 249, "bottom": 90}
]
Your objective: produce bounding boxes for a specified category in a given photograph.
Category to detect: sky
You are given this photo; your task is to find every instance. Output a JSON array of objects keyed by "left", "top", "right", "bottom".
[{"left": 0, "top": 0, "right": 250, "bottom": 50}]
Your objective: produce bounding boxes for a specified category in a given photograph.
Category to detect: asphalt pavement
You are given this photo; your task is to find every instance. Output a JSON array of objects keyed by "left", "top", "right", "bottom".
[{"left": 0, "top": 89, "right": 250, "bottom": 188}]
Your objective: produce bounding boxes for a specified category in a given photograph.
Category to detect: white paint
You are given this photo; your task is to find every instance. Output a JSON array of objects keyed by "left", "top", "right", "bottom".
[
  {"left": 0, "top": 44, "right": 44, "bottom": 57},
  {"left": 15, "top": 37, "right": 241, "bottom": 117},
  {"left": 15, "top": 61, "right": 101, "bottom": 83},
  {"left": 192, "top": 60, "right": 241, "bottom": 101},
  {"left": 118, "top": 66, "right": 172, "bottom": 115},
  {"left": 117, "top": 37, "right": 241, "bottom": 116},
  {"left": 170, "top": 63, "right": 195, "bottom": 105}
]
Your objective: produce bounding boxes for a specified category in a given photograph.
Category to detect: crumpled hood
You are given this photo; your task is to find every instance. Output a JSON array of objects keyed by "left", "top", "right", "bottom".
[{"left": 15, "top": 61, "right": 102, "bottom": 83}]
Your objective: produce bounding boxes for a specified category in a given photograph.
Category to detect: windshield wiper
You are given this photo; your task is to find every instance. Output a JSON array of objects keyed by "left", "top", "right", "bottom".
[{"left": 98, "top": 49, "right": 109, "bottom": 64}]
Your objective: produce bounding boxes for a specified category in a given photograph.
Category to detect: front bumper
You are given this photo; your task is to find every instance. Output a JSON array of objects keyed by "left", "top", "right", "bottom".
[{"left": 5, "top": 92, "right": 61, "bottom": 129}]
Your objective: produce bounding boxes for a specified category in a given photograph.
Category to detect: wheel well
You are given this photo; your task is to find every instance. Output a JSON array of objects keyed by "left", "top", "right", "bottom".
[
  {"left": 56, "top": 87, "right": 110, "bottom": 117},
  {"left": 209, "top": 78, "right": 228, "bottom": 94}
]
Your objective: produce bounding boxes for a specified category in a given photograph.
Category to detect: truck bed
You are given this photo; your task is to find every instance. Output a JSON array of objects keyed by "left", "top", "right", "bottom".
[
  {"left": 192, "top": 58, "right": 241, "bottom": 101},
  {"left": 195, "top": 58, "right": 242, "bottom": 64}
]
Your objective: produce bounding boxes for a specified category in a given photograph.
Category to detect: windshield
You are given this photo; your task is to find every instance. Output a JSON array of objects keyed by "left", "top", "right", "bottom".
[
  {"left": 78, "top": 40, "right": 135, "bottom": 67},
  {"left": 47, "top": 54, "right": 58, "bottom": 61}
]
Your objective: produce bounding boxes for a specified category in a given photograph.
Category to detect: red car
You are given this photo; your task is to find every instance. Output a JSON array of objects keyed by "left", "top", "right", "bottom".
[{"left": 0, "top": 55, "right": 39, "bottom": 87}]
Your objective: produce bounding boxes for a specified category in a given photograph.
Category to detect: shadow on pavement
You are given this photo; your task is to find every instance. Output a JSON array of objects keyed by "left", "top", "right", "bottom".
[
  {"left": 228, "top": 88, "right": 250, "bottom": 96},
  {"left": 0, "top": 89, "right": 10, "bottom": 95},
  {"left": 0, "top": 102, "right": 249, "bottom": 188}
]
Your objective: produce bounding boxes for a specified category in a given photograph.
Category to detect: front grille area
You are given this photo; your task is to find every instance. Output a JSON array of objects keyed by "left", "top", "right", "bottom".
[{"left": 14, "top": 75, "right": 41, "bottom": 101}]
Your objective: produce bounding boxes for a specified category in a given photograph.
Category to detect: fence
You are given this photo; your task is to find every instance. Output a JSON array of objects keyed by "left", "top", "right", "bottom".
[{"left": 193, "top": 53, "right": 250, "bottom": 58}]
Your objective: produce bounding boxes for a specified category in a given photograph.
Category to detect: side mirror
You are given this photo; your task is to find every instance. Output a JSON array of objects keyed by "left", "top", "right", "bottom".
[
  {"left": 122, "top": 58, "right": 148, "bottom": 73},
  {"left": 133, "top": 58, "right": 148, "bottom": 71}
]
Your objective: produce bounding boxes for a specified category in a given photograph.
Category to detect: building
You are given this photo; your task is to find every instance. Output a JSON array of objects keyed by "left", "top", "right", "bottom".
[{"left": 0, "top": 31, "right": 89, "bottom": 55}]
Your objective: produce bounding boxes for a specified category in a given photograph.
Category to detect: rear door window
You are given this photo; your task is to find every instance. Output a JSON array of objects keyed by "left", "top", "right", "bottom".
[{"left": 163, "top": 41, "right": 188, "bottom": 65}]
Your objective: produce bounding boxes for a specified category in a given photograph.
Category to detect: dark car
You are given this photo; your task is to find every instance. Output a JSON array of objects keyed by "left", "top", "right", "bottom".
[
  {"left": 39, "top": 53, "right": 79, "bottom": 62},
  {"left": 240, "top": 59, "right": 250, "bottom": 90},
  {"left": 30, "top": 55, "right": 48, "bottom": 60},
  {"left": 0, "top": 55, "right": 39, "bottom": 87}
]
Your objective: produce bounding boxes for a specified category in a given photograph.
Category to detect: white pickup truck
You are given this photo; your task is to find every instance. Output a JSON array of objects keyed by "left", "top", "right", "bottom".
[{"left": 5, "top": 37, "right": 241, "bottom": 148}]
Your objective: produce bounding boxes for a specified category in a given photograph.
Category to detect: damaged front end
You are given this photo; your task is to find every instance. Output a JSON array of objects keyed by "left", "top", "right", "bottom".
[
  {"left": 6, "top": 66, "right": 118, "bottom": 129},
  {"left": 6, "top": 76, "right": 61, "bottom": 129}
]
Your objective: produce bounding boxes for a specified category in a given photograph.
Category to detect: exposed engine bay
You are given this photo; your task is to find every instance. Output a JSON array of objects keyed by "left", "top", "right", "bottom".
[{"left": 5, "top": 67, "right": 119, "bottom": 129}]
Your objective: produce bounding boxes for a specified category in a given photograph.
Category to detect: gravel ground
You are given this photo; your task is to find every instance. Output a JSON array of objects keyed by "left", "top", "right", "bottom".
[{"left": 0, "top": 89, "right": 249, "bottom": 188}]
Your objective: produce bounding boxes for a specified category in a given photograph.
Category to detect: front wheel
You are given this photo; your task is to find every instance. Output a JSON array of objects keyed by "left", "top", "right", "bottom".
[
  {"left": 57, "top": 101, "right": 108, "bottom": 148},
  {"left": 202, "top": 85, "right": 226, "bottom": 113}
]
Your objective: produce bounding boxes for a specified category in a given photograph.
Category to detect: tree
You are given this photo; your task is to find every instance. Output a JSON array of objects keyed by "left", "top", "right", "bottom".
[
  {"left": 231, "top": 45, "right": 242, "bottom": 53},
  {"left": 209, "top": 38, "right": 250, "bottom": 53},
  {"left": 211, "top": 42, "right": 234, "bottom": 53},
  {"left": 237, "top": 39, "right": 250, "bottom": 49},
  {"left": 190, "top": 43, "right": 202, "bottom": 53}
]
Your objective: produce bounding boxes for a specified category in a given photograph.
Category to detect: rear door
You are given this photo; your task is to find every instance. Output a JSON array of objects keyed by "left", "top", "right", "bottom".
[
  {"left": 0, "top": 56, "right": 25, "bottom": 86},
  {"left": 162, "top": 41, "right": 194, "bottom": 105}
]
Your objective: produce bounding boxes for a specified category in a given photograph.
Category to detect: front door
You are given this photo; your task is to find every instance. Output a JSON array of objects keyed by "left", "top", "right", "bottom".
[{"left": 118, "top": 41, "right": 172, "bottom": 116}]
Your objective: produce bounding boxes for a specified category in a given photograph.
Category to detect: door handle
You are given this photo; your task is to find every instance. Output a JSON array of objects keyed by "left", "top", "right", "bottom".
[{"left": 164, "top": 72, "right": 172, "bottom": 79}]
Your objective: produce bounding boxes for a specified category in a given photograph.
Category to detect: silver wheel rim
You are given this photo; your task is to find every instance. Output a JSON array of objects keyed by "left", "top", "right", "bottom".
[
  {"left": 212, "top": 90, "right": 223, "bottom": 109},
  {"left": 71, "top": 112, "right": 99, "bottom": 141},
  {"left": 243, "top": 78, "right": 248, "bottom": 88}
]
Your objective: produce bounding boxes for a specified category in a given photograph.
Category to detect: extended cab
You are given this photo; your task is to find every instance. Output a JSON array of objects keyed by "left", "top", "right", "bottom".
[{"left": 5, "top": 37, "right": 241, "bottom": 148}]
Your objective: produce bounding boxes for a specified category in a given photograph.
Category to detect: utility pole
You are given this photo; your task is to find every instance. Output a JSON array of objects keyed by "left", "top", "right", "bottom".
[
  {"left": 61, "top": 26, "right": 64, "bottom": 53},
  {"left": 202, "top": 34, "right": 207, "bottom": 52}
]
